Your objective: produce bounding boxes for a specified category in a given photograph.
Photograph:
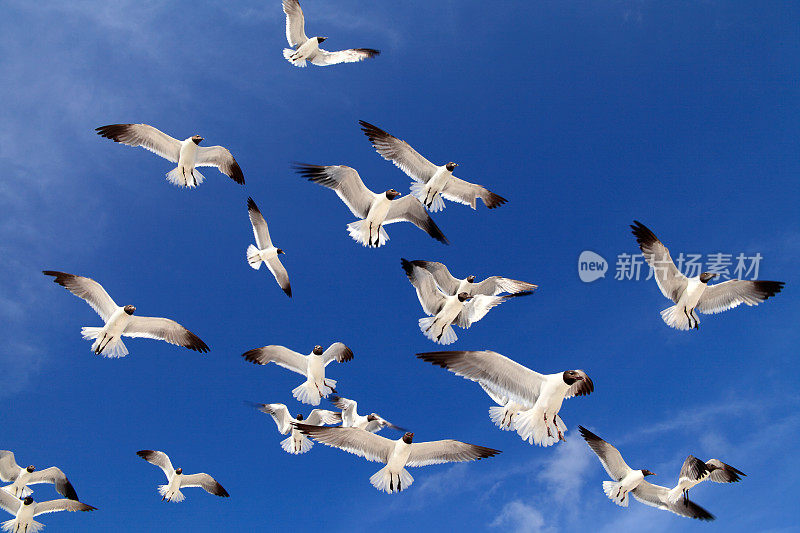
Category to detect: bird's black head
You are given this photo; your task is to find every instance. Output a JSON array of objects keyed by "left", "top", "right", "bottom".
[
  {"left": 386, "top": 189, "right": 401, "bottom": 200},
  {"left": 312, "top": 345, "right": 324, "bottom": 355},
  {"left": 175, "top": 468, "right": 182, "bottom": 475},
  {"left": 23, "top": 497, "right": 33, "bottom": 506},
  {"left": 457, "top": 292, "right": 472, "bottom": 302},
  {"left": 123, "top": 305, "right": 136, "bottom": 315},
  {"left": 296, "top": 413, "right": 304, "bottom": 421},
  {"left": 641, "top": 469, "right": 656, "bottom": 477},
  {"left": 562, "top": 370, "right": 585, "bottom": 385},
  {"left": 699, "top": 272, "right": 718, "bottom": 284},
  {"left": 191, "top": 135, "right": 203, "bottom": 145},
  {"left": 402, "top": 432, "right": 414, "bottom": 444},
  {"left": 277, "top": 249, "right": 285, "bottom": 255},
  {"left": 466, "top": 275, "right": 476, "bottom": 283},
  {"left": 367, "top": 414, "right": 378, "bottom": 421},
  {"left": 445, "top": 162, "right": 458, "bottom": 172},
  {"left": 705, "top": 462, "right": 720, "bottom": 471},
  {"left": 317, "top": 36, "right": 327, "bottom": 43},
  {"left": 26, "top": 465, "right": 35, "bottom": 473}
]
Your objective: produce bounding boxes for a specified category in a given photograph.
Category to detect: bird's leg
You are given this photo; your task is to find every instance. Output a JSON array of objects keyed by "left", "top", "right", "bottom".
[
  {"left": 683, "top": 489, "right": 688, "bottom": 504},
  {"left": 690, "top": 308, "right": 699, "bottom": 329},
  {"left": 616, "top": 487, "right": 622, "bottom": 498},
  {"left": 96, "top": 334, "right": 112, "bottom": 354},
  {"left": 683, "top": 307, "right": 693, "bottom": 328},
  {"left": 191, "top": 169, "right": 197, "bottom": 187},
  {"left": 553, "top": 413, "right": 565, "bottom": 441},
  {"left": 544, "top": 412, "right": 552, "bottom": 438}
]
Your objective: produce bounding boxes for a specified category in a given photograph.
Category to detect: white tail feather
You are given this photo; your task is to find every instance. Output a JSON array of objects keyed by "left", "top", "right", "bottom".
[
  {"left": 346, "top": 220, "right": 389, "bottom": 248},
  {"left": 513, "top": 409, "right": 561, "bottom": 447},
  {"left": 410, "top": 182, "right": 445, "bottom": 212},
  {"left": 158, "top": 485, "right": 185, "bottom": 502},
  {"left": 281, "top": 434, "right": 313, "bottom": 455},
  {"left": 418, "top": 316, "right": 457, "bottom": 345},
  {"left": 283, "top": 48, "right": 307, "bottom": 67},
  {"left": 166, "top": 167, "right": 205, "bottom": 188},
  {"left": 660, "top": 305, "right": 694, "bottom": 330},
  {"left": 293, "top": 380, "right": 322, "bottom": 406},
  {"left": 247, "top": 244, "right": 263, "bottom": 269},
  {"left": 666, "top": 486, "right": 683, "bottom": 504},
  {"left": 369, "top": 466, "right": 414, "bottom": 494},
  {"left": 84, "top": 329, "right": 128, "bottom": 358},
  {"left": 489, "top": 406, "right": 515, "bottom": 430},
  {"left": 603, "top": 480, "right": 630, "bottom": 507},
  {"left": 2, "top": 519, "right": 44, "bottom": 533}
]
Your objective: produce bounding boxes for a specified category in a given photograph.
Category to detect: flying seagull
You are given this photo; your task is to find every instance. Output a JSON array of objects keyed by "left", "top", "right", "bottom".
[
  {"left": 242, "top": 343, "right": 353, "bottom": 405},
  {"left": 136, "top": 450, "right": 229, "bottom": 502},
  {"left": 296, "top": 164, "right": 448, "bottom": 248},
  {"left": 405, "top": 259, "right": 537, "bottom": 297},
  {"left": 43, "top": 271, "right": 209, "bottom": 357},
  {"left": 295, "top": 425, "right": 500, "bottom": 493},
  {"left": 282, "top": 0, "right": 379, "bottom": 67},
  {"left": 95, "top": 123, "right": 244, "bottom": 187},
  {"left": 248, "top": 402, "right": 341, "bottom": 454},
  {"left": 359, "top": 120, "right": 506, "bottom": 212},
  {"left": 0, "top": 493, "right": 95, "bottom": 533},
  {"left": 329, "top": 396, "right": 407, "bottom": 433},
  {"left": 631, "top": 220, "right": 784, "bottom": 330},
  {"left": 667, "top": 455, "right": 745, "bottom": 504},
  {"left": 0, "top": 451, "right": 78, "bottom": 501},
  {"left": 579, "top": 426, "right": 714, "bottom": 521},
  {"left": 402, "top": 259, "right": 530, "bottom": 344},
  {"left": 246, "top": 197, "right": 291, "bottom": 297},
  {"left": 416, "top": 351, "right": 593, "bottom": 446}
]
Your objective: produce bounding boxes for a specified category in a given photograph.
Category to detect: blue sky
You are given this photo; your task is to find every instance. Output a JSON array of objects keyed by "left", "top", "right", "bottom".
[{"left": 1, "top": 1, "right": 798, "bottom": 531}]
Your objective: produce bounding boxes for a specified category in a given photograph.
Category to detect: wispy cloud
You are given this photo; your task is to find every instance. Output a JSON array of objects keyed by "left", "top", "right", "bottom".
[{"left": 490, "top": 500, "right": 554, "bottom": 533}]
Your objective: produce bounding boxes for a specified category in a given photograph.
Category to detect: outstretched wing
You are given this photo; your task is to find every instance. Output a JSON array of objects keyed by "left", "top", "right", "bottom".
[
  {"left": 136, "top": 450, "right": 173, "bottom": 479},
  {"left": 385, "top": 196, "right": 449, "bottom": 244},
  {"left": 696, "top": 280, "right": 784, "bottom": 314},
  {"left": 401, "top": 259, "right": 448, "bottom": 316},
  {"left": 632, "top": 481, "right": 715, "bottom": 521},
  {"left": 247, "top": 197, "right": 272, "bottom": 249},
  {"left": 33, "top": 499, "right": 96, "bottom": 517},
  {"left": 706, "top": 459, "right": 746, "bottom": 483},
  {"left": 250, "top": 402, "right": 292, "bottom": 434},
  {"left": 95, "top": 123, "right": 182, "bottom": 162},
  {"left": 441, "top": 176, "right": 507, "bottom": 209},
  {"left": 29, "top": 467, "right": 79, "bottom": 500},
  {"left": 124, "top": 316, "right": 209, "bottom": 353},
  {"left": 630, "top": 221, "right": 688, "bottom": 303},
  {"left": 472, "top": 276, "right": 538, "bottom": 296},
  {"left": 311, "top": 48, "right": 380, "bottom": 66},
  {"left": 294, "top": 425, "right": 393, "bottom": 463},
  {"left": 241, "top": 345, "right": 308, "bottom": 376},
  {"left": 408, "top": 260, "right": 461, "bottom": 295},
  {"left": 43, "top": 271, "right": 118, "bottom": 322},
  {"left": 0, "top": 451, "right": 21, "bottom": 482},
  {"left": 195, "top": 145, "right": 244, "bottom": 184},
  {"left": 305, "top": 409, "right": 342, "bottom": 426},
  {"left": 282, "top": 0, "right": 308, "bottom": 46},
  {"left": 180, "top": 473, "right": 229, "bottom": 497},
  {"left": 460, "top": 292, "right": 532, "bottom": 327},
  {"left": 358, "top": 120, "right": 438, "bottom": 183},
  {"left": 679, "top": 455, "right": 709, "bottom": 482},
  {"left": 322, "top": 343, "right": 354, "bottom": 366},
  {"left": 407, "top": 440, "right": 500, "bottom": 467},
  {"left": 578, "top": 426, "right": 632, "bottom": 481},
  {"left": 0, "top": 488, "right": 21, "bottom": 515},
  {"left": 416, "top": 350, "right": 546, "bottom": 407},
  {"left": 295, "top": 163, "right": 375, "bottom": 218}
]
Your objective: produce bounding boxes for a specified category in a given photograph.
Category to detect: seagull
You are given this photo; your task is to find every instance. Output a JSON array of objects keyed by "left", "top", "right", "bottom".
[
  {"left": 282, "top": 0, "right": 380, "bottom": 67},
  {"left": 295, "top": 164, "right": 448, "bottom": 248},
  {"left": 0, "top": 451, "right": 78, "bottom": 501},
  {"left": 359, "top": 120, "right": 507, "bottom": 212},
  {"left": 248, "top": 403, "right": 341, "bottom": 454},
  {"left": 43, "top": 271, "right": 209, "bottom": 357},
  {"left": 136, "top": 450, "right": 229, "bottom": 502},
  {"left": 631, "top": 220, "right": 784, "bottom": 330},
  {"left": 405, "top": 259, "right": 537, "bottom": 297},
  {"left": 0, "top": 493, "right": 95, "bottom": 533},
  {"left": 402, "top": 259, "right": 531, "bottom": 344},
  {"left": 579, "top": 426, "right": 714, "bottom": 520},
  {"left": 241, "top": 343, "right": 354, "bottom": 405},
  {"left": 294, "top": 425, "right": 500, "bottom": 493},
  {"left": 95, "top": 123, "right": 244, "bottom": 187},
  {"left": 246, "top": 197, "right": 291, "bottom": 297},
  {"left": 667, "top": 455, "right": 745, "bottom": 504},
  {"left": 416, "top": 351, "right": 593, "bottom": 446},
  {"left": 328, "top": 396, "right": 407, "bottom": 433}
]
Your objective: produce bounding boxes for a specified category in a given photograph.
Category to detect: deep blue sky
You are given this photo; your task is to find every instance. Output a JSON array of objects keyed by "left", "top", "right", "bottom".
[{"left": 1, "top": 1, "right": 798, "bottom": 531}]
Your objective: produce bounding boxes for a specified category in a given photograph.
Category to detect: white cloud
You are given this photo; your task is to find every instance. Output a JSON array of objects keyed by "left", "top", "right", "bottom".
[
  {"left": 490, "top": 500, "right": 554, "bottom": 533},
  {"left": 537, "top": 436, "right": 592, "bottom": 503}
]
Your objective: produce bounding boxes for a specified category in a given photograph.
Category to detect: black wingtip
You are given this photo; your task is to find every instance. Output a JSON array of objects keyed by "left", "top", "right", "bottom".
[
  {"left": 184, "top": 332, "right": 210, "bottom": 353},
  {"left": 62, "top": 481, "right": 79, "bottom": 501},
  {"left": 246, "top": 196, "right": 259, "bottom": 213},
  {"left": 283, "top": 284, "right": 293, "bottom": 298},
  {"left": 630, "top": 220, "right": 659, "bottom": 247},
  {"left": 95, "top": 124, "right": 131, "bottom": 141},
  {"left": 136, "top": 450, "right": 155, "bottom": 460},
  {"left": 483, "top": 191, "right": 508, "bottom": 209},
  {"left": 354, "top": 48, "right": 380, "bottom": 58},
  {"left": 401, "top": 258, "right": 415, "bottom": 279},
  {"left": 228, "top": 160, "right": 245, "bottom": 185},
  {"left": 241, "top": 348, "right": 265, "bottom": 365}
]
